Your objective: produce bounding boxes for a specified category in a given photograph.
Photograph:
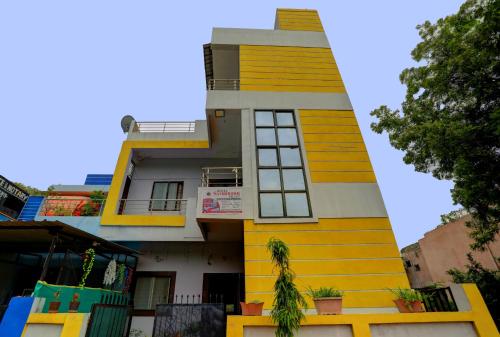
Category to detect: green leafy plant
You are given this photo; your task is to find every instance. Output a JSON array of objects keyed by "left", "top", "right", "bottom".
[
  {"left": 250, "top": 299, "right": 263, "bottom": 304},
  {"left": 389, "top": 288, "right": 424, "bottom": 303},
  {"left": 79, "top": 248, "right": 95, "bottom": 288},
  {"left": 307, "top": 287, "right": 343, "bottom": 299},
  {"left": 267, "top": 238, "right": 307, "bottom": 337}
]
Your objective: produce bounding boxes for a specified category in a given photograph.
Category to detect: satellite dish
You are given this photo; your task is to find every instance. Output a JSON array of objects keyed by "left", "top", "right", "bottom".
[{"left": 121, "top": 115, "right": 135, "bottom": 133}]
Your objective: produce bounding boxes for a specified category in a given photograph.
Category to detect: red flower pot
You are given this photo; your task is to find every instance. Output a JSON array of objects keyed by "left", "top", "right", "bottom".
[
  {"left": 393, "top": 299, "right": 425, "bottom": 313},
  {"left": 313, "top": 297, "right": 342, "bottom": 315},
  {"left": 48, "top": 301, "right": 61, "bottom": 313},
  {"left": 240, "top": 302, "right": 264, "bottom": 316}
]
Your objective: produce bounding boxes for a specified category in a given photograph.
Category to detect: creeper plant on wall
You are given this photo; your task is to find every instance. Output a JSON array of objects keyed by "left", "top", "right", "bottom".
[{"left": 79, "top": 248, "right": 95, "bottom": 288}]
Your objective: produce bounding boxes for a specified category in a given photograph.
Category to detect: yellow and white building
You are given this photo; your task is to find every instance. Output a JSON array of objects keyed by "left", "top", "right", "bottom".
[{"left": 93, "top": 8, "right": 497, "bottom": 337}]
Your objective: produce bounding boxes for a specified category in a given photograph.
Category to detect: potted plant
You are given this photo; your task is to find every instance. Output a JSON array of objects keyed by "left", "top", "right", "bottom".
[
  {"left": 240, "top": 300, "right": 264, "bottom": 316},
  {"left": 48, "top": 291, "right": 61, "bottom": 313},
  {"left": 69, "top": 293, "right": 80, "bottom": 312},
  {"left": 390, "top": 288, "right": 425, "bottom": 313},
  {"left": 267, "top": 238, "right": 307, "bottom": 337},
  {"left": 307, "top": 287, "right": 344, "bottom": 315}
]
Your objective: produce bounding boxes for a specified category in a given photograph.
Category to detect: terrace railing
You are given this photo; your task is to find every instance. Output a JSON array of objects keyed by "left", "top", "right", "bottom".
[
  {"left": 208, "top": 79, "right": 240, "bottom": 90},
  {"left": 201, "top": 167, "right": 242, "bottom": 187},
  {"left": 118, "top": 199, "right": 187, "bottom": 215},
  {"left": 39, "top": 197, "right": 105, "bottom": 217},
  {"left": 132, "top": 121, "right": 196, "bottom": 133}
]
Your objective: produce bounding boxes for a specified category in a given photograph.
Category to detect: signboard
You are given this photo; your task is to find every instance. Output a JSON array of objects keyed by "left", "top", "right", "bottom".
[
  {"left": 201, "top": 187, "right": 242, "bottom": 214},
  {"left": 0, "top": 175, "right": 29, "bottom": 220}
]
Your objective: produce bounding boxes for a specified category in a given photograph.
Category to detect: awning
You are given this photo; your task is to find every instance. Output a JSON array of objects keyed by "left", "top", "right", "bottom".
[{"left": 0, "top": 220, "right": 139, "bottom": 256}]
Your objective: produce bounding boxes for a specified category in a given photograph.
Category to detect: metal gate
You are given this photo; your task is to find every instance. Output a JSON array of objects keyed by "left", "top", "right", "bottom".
[
  {"left": 85, "top": 304, "right": 132, "bottom": 337},
  {"left": 153, "top": 303, "right": 226, "bottom": 337}
]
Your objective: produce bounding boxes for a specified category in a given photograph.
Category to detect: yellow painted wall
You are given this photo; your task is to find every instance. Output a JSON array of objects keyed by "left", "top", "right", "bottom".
[
  {"left": 22, "top": 313, "right": 86, "bottom": 337},
  {"left": 244, "top": 219, "right": 410, "bottom": 309},
  {"left": 299, "top": 109, "right": 376, "bottom": 183},
  {"left": 275, "top": 9, "right": 324, "bottom": 32},
  {"left": 240, "top": 46, "right": 346, "bottom": 93}
]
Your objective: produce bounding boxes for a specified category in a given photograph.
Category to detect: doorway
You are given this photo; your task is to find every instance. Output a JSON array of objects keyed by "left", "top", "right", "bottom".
[{"left": 202, "top": 273, "right": 244, "bottom": 314}]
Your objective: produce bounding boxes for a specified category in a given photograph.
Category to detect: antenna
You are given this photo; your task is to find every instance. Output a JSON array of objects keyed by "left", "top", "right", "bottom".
[{"left": 121, "top": 115, "right": 135, "bottom": 133}]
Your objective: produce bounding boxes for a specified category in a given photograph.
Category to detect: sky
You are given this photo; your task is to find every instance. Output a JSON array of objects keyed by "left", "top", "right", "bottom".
[{"left": 0, "top": 0, "right": 464, "bottom": 248}]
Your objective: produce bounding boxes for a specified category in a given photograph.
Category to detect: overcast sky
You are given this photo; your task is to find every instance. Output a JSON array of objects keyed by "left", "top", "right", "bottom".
[{"left": 0, "top": 0, "right": 464, "bottom": 247}]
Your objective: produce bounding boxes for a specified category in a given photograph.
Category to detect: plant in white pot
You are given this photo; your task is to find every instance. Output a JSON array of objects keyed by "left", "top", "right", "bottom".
[{"left": 307, "top": 287, "right": 344, "bottom": 315}]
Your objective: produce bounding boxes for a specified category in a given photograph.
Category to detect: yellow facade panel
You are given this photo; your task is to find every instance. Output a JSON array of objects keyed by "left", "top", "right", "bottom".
[
  {"left": 245, "top": 244, "right": 400, "bottom": 261},
  {"left": 301, "top": 125, "right": 361, "bottom": 133},
  {"left": 276, "top": 9, "right": 324, "bottom": 32},
  {"left": 304, "top": 142, "right": 366, "bottom": 151},
  {"left": 244, "top": 218, "right": 393, "bottom": 232},
  {"left": 300, "top": 110, "right": 357, "bottom": 118},
  {"left": 240, "top": 45, "right": 345, "bottom": 93},
  {"left": 245, "top": 258, "right": 405, "bottom": 276},
  {"left": 245, "top": 274, "right": 410, "bottom": 293},
  {"left": 300, "top": 117, "right": 359, "bottom": 126},
  {"left": 303, "top": 133, "right": 364, "bottom": 143},
  {"left": 308, "top": 161, "right": 373, "bottom": 172},
  {"left": 311, "top": 171, "right": 377, "bottom": 183},
  {"left": 244, "top": 230, "right": 396, "bottom": 246},
  {"left": 306, "top": 151, "right": 370, "bottom": 161}
]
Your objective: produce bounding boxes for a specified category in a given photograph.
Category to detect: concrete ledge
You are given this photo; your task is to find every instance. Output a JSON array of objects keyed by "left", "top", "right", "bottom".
[
  {"left": 212, "top": 28, "right": 330, "bottom": 48},
  {"left": 206, "top": 91, "right": 353, "bottom": 110}
]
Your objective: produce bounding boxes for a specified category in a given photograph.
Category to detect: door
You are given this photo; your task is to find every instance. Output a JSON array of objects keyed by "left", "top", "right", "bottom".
[{"left": 202, "top": 273, "right": 244, "bottom": 315}]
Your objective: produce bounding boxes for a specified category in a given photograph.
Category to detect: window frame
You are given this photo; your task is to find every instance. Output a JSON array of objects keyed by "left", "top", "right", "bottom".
[
  {"left": 254, "top": 110, "right": 312, "bottom": 218},
  {"left": 149, "top": 181, "right": 184, "bottom": 211},
  {"left": 132, "top": 271, "right": 177, "bottom": 316}
]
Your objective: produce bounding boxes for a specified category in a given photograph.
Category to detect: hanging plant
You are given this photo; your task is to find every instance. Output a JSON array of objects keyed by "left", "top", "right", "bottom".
[
  {"left": 79, "top": 248, "right": 95, "bottom": 288},
  {"left": 117, "top": 263, "right": 126, "bottom": 286},
  {"left": 267, "top": 238, "right": 307, "bottom": 337},
  {"left": 103, "top": 259, "right": 117, "bottom": 287}
]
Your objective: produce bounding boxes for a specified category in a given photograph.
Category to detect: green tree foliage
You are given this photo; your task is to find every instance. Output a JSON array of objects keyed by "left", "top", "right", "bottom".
[
  {"left": 448, "top": 254, "right": 500, "bottom": 327},
  {"left": 267, "top": 238, "right": 307, "bottom": 337},
  {"left": 371, "top": 0, "right": 500, "bottom": 250},
  {"left": 14, "top": 182, "right": 54, "bottom": 196}
]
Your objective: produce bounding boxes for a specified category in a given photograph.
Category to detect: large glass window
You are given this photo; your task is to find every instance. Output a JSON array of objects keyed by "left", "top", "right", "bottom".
[
  {"left": 133, "top": 272, "right": 176, "bottom": 313},
  {"left": 255, "top": 110, "right": 311, "bottom": 218}
]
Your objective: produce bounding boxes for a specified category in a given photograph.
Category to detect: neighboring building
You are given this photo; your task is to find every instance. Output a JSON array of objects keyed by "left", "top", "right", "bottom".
[
  {"left": 402, "top": 214, "right": 500, "bottom": 288},
  {"left": 0, "top": 175, "right": 29, "bottom": 220}
]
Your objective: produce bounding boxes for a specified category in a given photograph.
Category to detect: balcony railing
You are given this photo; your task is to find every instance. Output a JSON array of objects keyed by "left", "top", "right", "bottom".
[
  {"left": 207, "top": 79, "right": 240, "bottom": 90},
  {"left": 39, "top": 197, "right": 105, "bottom": 217},
  {"left": 118, "top": 199, "right": 187, "bottom": 215},
  {"left": 201, "top": 167, "right": 242, "bottom": 187},
  {"left": 132, "top": 121, "right": 196, "bottom": 133}
]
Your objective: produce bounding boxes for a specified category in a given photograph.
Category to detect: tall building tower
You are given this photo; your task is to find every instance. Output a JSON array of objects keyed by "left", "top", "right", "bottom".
[{"left": 98, "top": 8, "right": 497, "bottom": 337}]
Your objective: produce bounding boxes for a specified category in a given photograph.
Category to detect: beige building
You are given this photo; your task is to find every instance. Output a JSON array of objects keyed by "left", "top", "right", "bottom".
[{"left": 402, "top": 214, "right": 500, "bottom": 288}]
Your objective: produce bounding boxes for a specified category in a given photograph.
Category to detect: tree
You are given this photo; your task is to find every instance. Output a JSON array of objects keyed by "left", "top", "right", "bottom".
[
  {"left": 448, "top": 254, "right": 500, "bottom": 327},
  {"left": 267, "top": 238, "right": 307, "bottom": 337},
  {"left": 14, "top": 182, "right": 54, "bottom": 196},
  {"left": 370, "top": 0, "right": 500, "bottom": 250}
]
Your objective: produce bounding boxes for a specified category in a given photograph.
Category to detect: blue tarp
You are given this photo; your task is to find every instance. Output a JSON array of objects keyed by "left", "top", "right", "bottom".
[{"left": 0, "top": 296, "right": 34, "bottom": 337}]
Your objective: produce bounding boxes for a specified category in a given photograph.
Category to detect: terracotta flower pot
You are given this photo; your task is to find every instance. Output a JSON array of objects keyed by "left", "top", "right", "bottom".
[
  {"left": 240, "top": 302, "right": 264, "bottom": 316},
  {"left": 48, "top": 301, "right": 61, "bottom": 313},
  {"left": 313, "top": 297, "right": 342, "bottom": 315},
  {"left": 68, "top": 301, "right": 80, "bottom": 313},
  {"left": 393, "top": 299, "right": 425, "bottom": 313}
]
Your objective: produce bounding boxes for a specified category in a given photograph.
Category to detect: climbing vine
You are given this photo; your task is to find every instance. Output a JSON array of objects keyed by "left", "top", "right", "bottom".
[{"left": 79, "top": 248, "right": 95, "bottom": 288}]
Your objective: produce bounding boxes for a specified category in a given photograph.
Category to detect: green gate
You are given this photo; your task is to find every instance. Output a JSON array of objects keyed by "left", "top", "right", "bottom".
[{"left": 85, "top": 303, "right": 131, "bottom": 337}]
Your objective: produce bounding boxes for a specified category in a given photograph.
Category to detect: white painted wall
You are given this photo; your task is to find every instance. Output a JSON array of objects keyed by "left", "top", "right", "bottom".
[{"left": 370, "top": 322, "right": 478, "bottom": 337}]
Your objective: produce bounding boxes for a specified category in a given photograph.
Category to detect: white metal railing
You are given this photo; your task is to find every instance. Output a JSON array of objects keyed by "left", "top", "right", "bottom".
[
  {"left": 133, "top": 121, "right": 196, "bottom": 133},
  {"left": 118, "top": 199, "right": 187, "bottom": 215},
  {"left": 201, "top": 167, "right": 242, "bottom": 187},
  {"left": 39, "top": 197, "right": 106, "bottom": 217},
  {"left": 207, "top": 79, "right": 240, "bottom": 90}
]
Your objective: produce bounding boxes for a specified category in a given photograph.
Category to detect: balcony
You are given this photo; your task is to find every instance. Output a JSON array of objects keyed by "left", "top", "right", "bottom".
[
  {"left": 35, "top": 197, "right": 105, "bottom": 235},
  {"left": 197, "top": 167, "right": 244, "bottom": 222},
  {"left": 201, "top": 167, "right": 242, "bottom": 187},
  {"left": 207, "top": 79, "right": 240, "bottom": 90},
  {"left": 118, "top": 199, "right": 187, "bottom": 215}
]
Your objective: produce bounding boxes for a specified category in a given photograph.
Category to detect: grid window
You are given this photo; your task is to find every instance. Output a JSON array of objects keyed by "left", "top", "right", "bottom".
[{"left": 255, "top": 110, "right": 311, "bottom": 218}]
